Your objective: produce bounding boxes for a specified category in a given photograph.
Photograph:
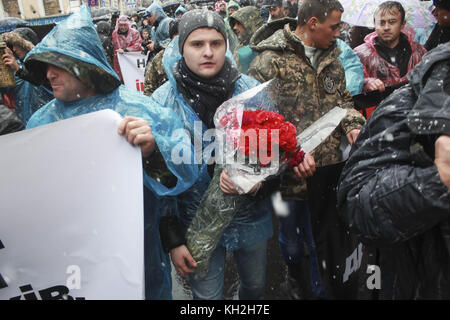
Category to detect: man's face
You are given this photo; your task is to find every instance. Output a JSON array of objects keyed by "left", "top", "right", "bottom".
[
  {"left": 183, "top": 28, "right": 226, "bottom": 79},
  {"left": 118, "top": 23, "right": 129, "bottom": 33},
  {"left": 310, "top": 10, "right": 342, "bottom": 49},
  {"left": 46, "top": 64, "right": 93, "bottom": 101},
  {"left": 374, "top": 7, "right": 405, "bottom": 47},
  {"left": 435, "top": 7, "right": 450, "bottom": 27},
  {"left": 233, "top": 21, "right": 247, "bottom": 42},
  {"left": 269, "top": 5, "right": 285, "bottom": 20}
]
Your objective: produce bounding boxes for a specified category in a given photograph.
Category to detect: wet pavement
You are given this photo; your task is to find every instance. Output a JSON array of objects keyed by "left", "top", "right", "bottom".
[{"left": 172, "top": 211, "right": 290, "bottom": 300}]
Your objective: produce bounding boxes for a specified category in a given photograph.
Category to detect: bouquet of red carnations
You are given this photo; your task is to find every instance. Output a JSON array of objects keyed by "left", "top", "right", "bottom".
[
  {"left": 217, "top": 108, "right": 306, "bottom": 193},
  {"left": 186, "top": 81, "right": 347, "bottom": 276}
]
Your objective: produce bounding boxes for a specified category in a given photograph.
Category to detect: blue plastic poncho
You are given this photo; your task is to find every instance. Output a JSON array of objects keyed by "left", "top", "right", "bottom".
[
  {"left": 174, "top": 5, "right": 187, "bottom": 18},
  {"left": 23, "top": 5, "right": 203, "bottom": 300}
]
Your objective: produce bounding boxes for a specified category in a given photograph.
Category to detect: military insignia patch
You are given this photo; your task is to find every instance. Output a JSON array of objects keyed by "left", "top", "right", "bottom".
[{"left": 323, "top": 74, "right": 336, "bottom": 94}]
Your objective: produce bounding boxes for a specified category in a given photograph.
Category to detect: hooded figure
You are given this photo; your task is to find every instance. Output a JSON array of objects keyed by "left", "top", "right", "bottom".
[
  {"left": 215, "top": 0, "right": 227, "bottom": 19},
  {"left": 1, "top": 27, "right": 53, "bottom": 125},
  {"left": 425, "top": 0, "right": 450, "bottom": 50},
  {"left": 337, "top": 42, "right": 450, "bottom": 299},
  {"left": 24, "top": 5, "right": 202, "bottom": 300},
  {"left": 154, "top": 9, "right": 274, "bottom": 300},
  {"left": 111, "top": 15, "right": 142, "bottom": 83},
  {"left": 229, "top": 6, "right": 264, "bottom": 73},
  {"left": 354, "top": 29, "right": 427, "bottom": 92}
]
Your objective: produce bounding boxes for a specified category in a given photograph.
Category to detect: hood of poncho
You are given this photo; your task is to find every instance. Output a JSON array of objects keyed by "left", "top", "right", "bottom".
[
  {"left": 145, "top": 2, "right": 168, "bottom": 21},
  {"left": 24, "top": 5, "right": 121, "bottom": 94}
]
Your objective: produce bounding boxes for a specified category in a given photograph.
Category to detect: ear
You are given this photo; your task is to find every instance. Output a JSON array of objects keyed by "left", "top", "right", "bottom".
[
  {"left": 307, "top": 17, "right": 319, "bottom": 30},
  {"left": 400, "top": 19, "right": 406, "bottom": 29}
]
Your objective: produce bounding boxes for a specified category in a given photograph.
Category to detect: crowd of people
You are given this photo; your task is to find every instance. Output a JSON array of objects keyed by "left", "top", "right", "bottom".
[{"left": 1, "top": 0, "right": 449, "bottom": 300}]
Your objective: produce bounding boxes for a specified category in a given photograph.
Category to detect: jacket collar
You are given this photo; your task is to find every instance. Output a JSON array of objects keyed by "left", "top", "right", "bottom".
[{"left": 283, "top": 23, "right": 340, "bottom": 74}]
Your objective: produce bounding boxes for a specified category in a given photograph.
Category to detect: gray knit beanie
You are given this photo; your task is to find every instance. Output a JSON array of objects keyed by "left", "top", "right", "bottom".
[{"left": 178, "top": 9, "right": 227, "bottom": 55}]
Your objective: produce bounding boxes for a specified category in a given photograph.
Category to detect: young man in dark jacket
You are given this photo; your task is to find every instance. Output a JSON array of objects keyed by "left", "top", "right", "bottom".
[
  {"left": 155, "top": 9, "right": 274, "bottom": 300},
  {"left": 337, "top": 42, "right": 450, "bottom": 299}
]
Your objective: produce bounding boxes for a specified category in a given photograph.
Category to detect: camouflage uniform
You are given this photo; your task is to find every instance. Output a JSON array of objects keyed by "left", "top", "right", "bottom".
[
  {"left": 143, "top": 42, "right": 169, "bottom": 97},
  {"left": 229, "top": 6, "right": 263, "bottom": 73},
  {"left": 248, "top": 18, "right": 366, "bottom": 200}
]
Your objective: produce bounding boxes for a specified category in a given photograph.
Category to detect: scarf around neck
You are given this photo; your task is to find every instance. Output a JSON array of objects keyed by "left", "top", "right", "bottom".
[{"left": 174, "top": 57, "right": 240, "bottom": 129}]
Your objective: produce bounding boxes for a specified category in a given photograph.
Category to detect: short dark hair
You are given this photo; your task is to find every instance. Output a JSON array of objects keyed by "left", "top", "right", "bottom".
[
  {"left": 374, "top": 1, "right": 406, "bottom": 24},
  {"left": 297, "top": 0, "right": 344, "bottom": 27}
]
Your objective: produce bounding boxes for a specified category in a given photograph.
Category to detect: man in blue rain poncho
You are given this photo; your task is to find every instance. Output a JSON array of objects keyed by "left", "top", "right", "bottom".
[
  {"left": 153, "top": 9, "right": 274, "bottom": 300},
  {"left": 24, "top": 6, "right": 200, "bottom": 300},
  {"left": 1, "top": 27, "right": 53, "bottom": 125}
]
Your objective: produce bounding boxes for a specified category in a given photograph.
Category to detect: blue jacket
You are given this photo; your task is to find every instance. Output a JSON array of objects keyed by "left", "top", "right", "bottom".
[{"left": 153, "top": 38, "right": 273, "bottom": 252}]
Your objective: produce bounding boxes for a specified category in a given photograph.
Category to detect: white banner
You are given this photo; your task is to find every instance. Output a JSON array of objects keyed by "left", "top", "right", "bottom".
[
  {"left": 117, "top": 51, "right": 147, "bottom": 94},
  {"left": 0, "top": 110, "right": 144, "bottom": 300}
]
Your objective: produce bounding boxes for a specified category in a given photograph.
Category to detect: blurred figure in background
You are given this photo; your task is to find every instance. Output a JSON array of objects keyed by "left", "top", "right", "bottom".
[{"left": 112, "top": 15, "right": 142, "bottom": 83}]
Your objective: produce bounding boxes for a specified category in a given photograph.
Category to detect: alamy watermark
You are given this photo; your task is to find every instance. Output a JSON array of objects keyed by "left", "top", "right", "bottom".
[{"left": 169, "top": 121, "right": 281, "bottom": 168}]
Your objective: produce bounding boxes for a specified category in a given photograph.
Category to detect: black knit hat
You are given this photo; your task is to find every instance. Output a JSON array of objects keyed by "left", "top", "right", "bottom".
[
  {"left": 433, "top": 0, "right": 450, "bottom": 11},
  {"left": 178, "top": 9, "right": 227, "bottom": 55}
]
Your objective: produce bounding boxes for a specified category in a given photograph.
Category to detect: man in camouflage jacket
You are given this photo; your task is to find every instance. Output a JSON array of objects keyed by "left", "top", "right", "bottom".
[{"left": 247, "top": 0, "right": 366, "bottom": 299}]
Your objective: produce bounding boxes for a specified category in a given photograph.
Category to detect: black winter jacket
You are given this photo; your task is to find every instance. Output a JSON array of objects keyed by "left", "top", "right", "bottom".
[{"left": 337, "top": 42, "right": 450, "bottom": 299}]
